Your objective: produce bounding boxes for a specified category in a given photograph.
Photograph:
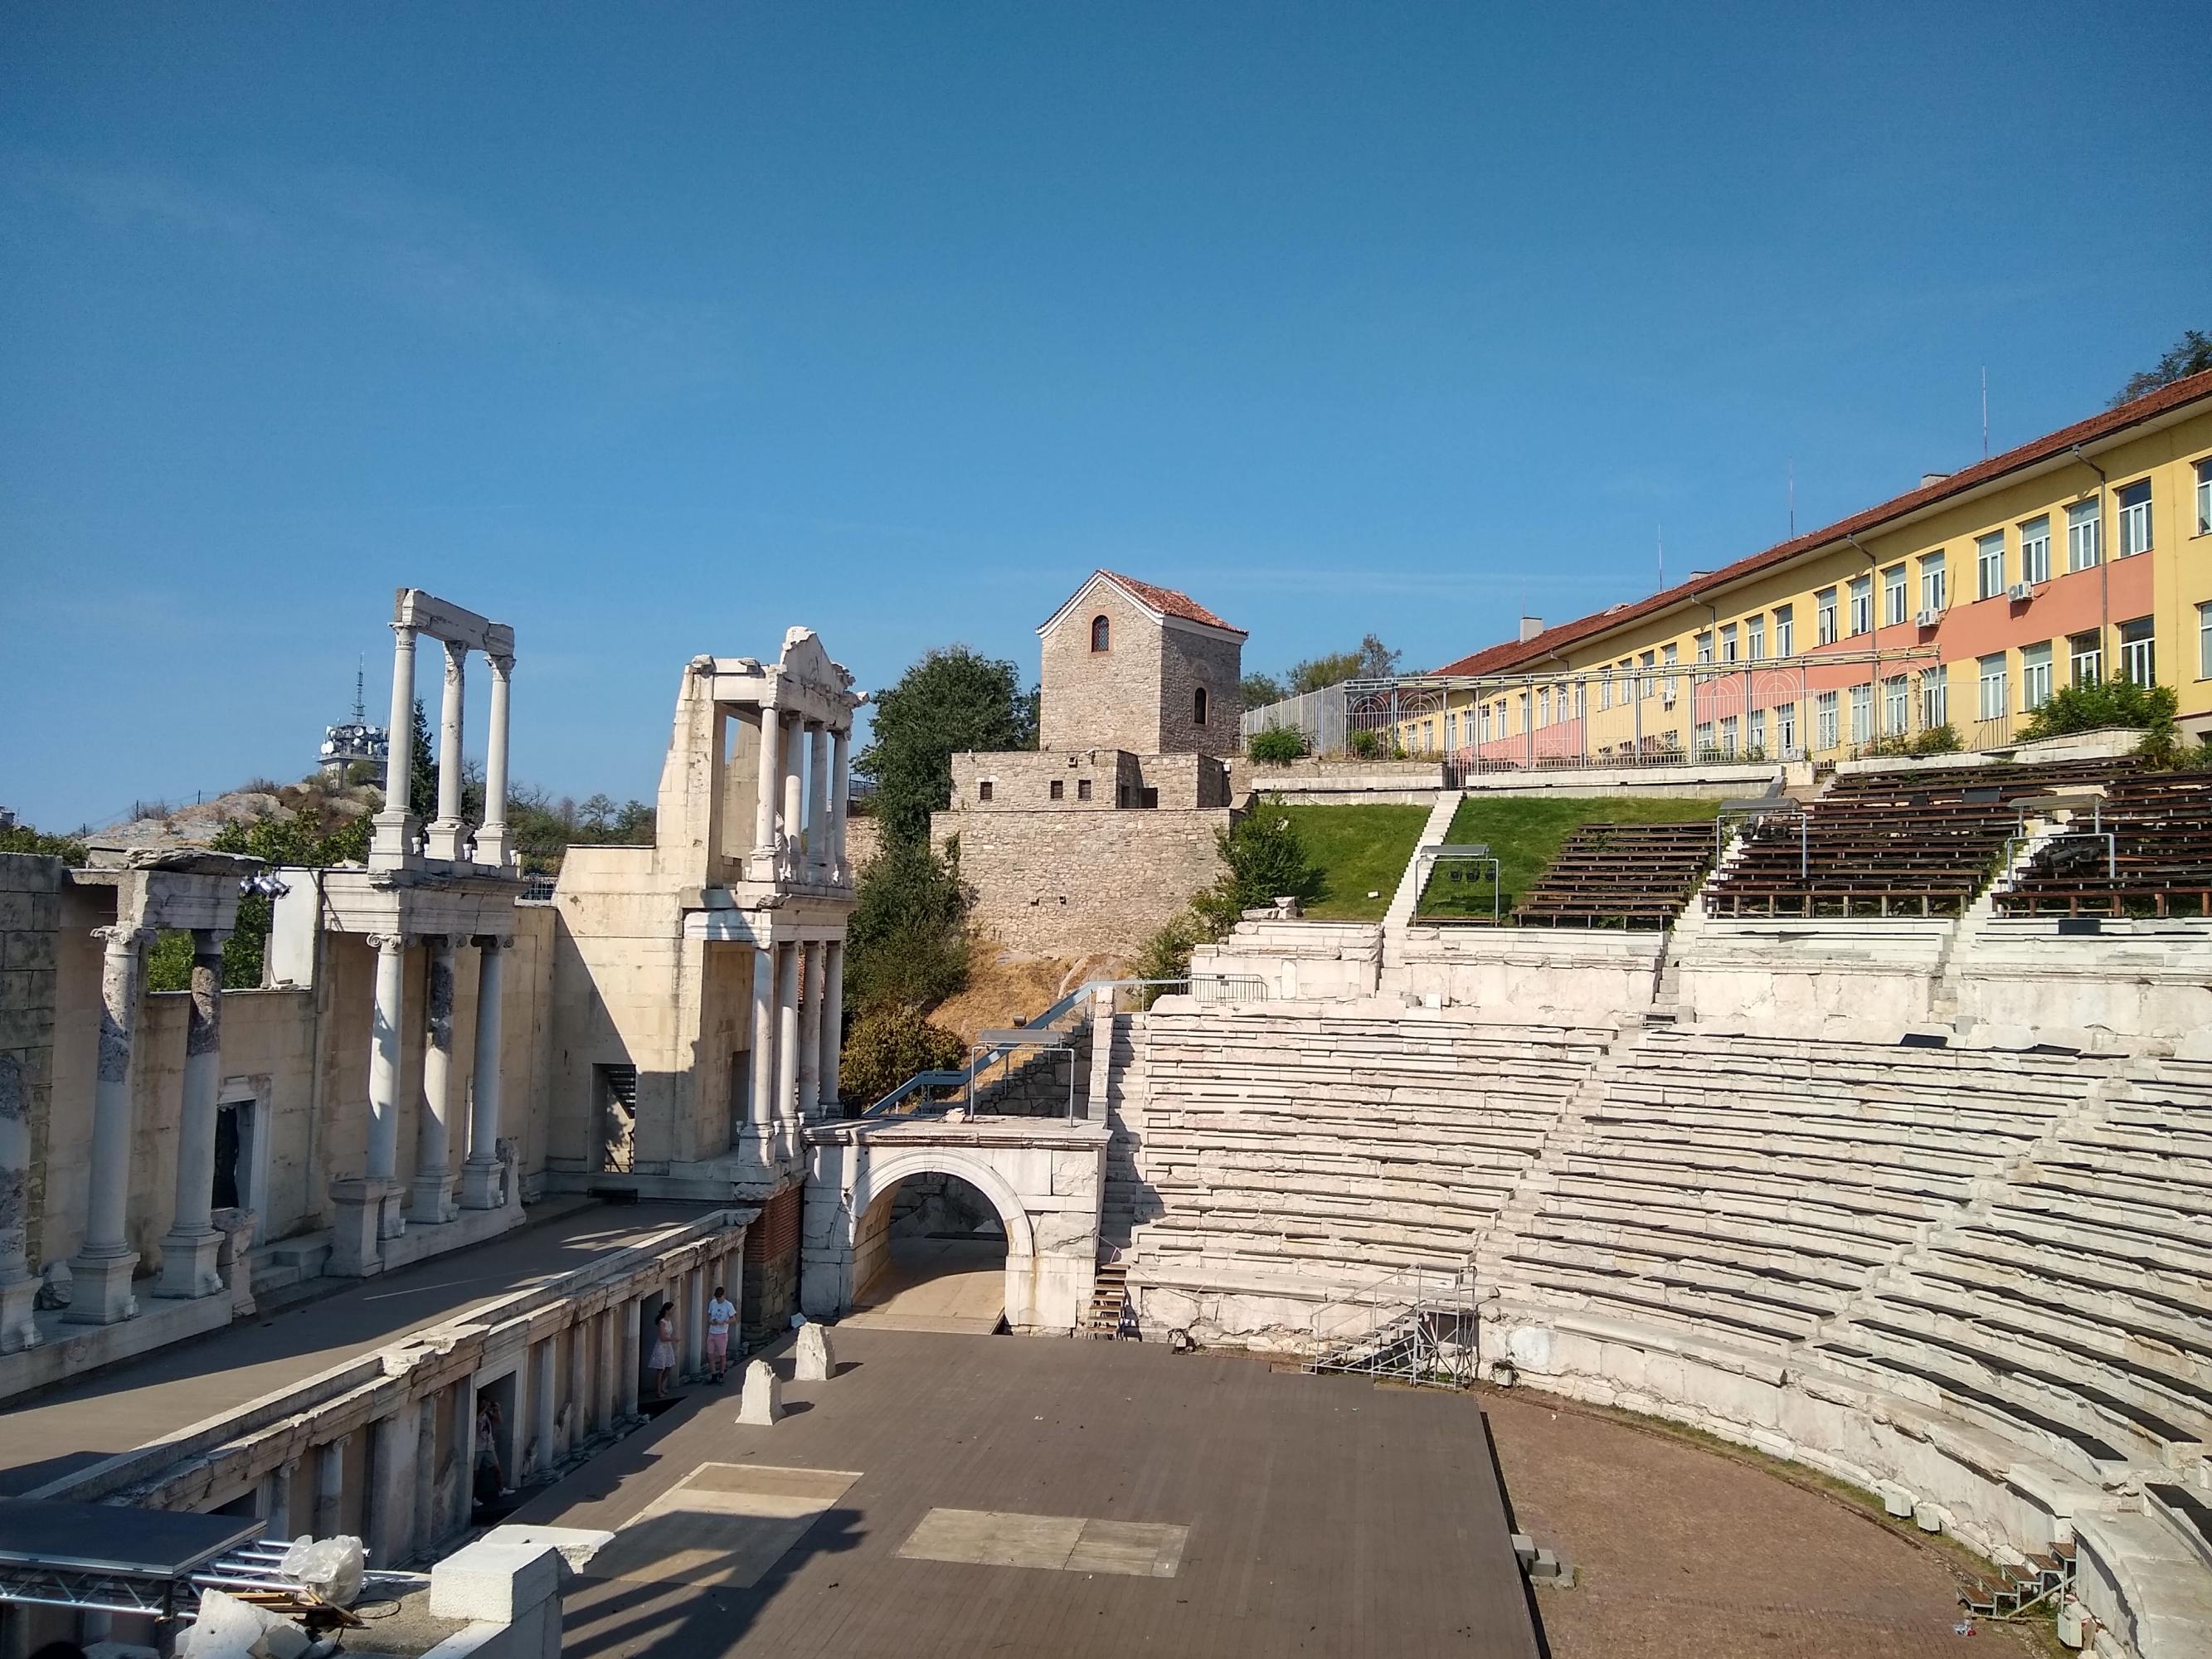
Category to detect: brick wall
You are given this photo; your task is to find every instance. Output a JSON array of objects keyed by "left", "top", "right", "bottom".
[
  {"left": 936, "top": 807, "right": 1232, "bottom": 957},
  {"left": 0, "top": 854, "right": 62, "bottom": 1277},
  {"left": 741, "top": 1180, "right": 801, "bottom": 1343}
]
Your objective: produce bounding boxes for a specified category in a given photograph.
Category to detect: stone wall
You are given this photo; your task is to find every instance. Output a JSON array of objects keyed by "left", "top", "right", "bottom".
[
  {"left": 1157, "top": 625, "right": 1243, "bottom": 758},
  {"left": 0, "top": 856, "right": 62, "bottom": 1287},
  {"left": 936, "top": 806, "right": 1232, "bottom": 958},
  {"left": 843, "top": 813, "right": 885, "bottom": 875},
  {"left": 1041, "top": 581, "right": 1166, "bottom": 753},
  {"left": 951, "top": 749, "right": 1140, "bottom": 811}
]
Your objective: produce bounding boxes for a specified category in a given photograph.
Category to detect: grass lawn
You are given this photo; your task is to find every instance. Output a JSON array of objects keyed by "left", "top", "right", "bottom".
[
  {"left": 1420, "top": 795, "right": 1724, "bottom": 920},
  {"left": 1276, "top": 803, "right": 1434, "bottom": 921}
]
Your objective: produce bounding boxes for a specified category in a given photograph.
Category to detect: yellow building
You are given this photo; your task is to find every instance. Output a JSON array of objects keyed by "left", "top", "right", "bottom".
[{"left": 1396, "top": 367, "right": 2212, "bottom": 766}]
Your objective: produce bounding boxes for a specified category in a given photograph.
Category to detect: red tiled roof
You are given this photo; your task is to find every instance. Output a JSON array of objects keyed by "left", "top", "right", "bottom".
[
  {"left": 1096, "top": 571, "right": 1246, "bottom": 635},
  {"left": 1430, "top": 365, "right": 2212, "bottom": 679}
]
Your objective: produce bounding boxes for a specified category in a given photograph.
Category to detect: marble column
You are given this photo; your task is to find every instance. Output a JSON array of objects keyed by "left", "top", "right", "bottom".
[
  {"left": 460, "top": 936, "right": 506, "bottom": 1209},
  {"left": 818, "top": 939, "right": 845, "bottom": 1117},
  {"left": 596, "top": 1309, "right": 619, "bottom": 1433},
  {"left": 829, "top": 725, "right": 852, "bottom": 883},
  {"left": 70, "top": 924, "right": 147, "bottom": 1324},
  {"left": 620, "top": 1299, "right": 643, "bottom": 1418},
  {"left": 157, "top": 929, "right": 229, "bottom": 1297},
  {"left": 532, "top": 1335, "right": 557, "bottom": 1477},
  {"left": 313, "top": 1438, "right": 346, "bottom": 1537},
  {"left": 372, "top": 622, "right": 418, "bottom": 865},
  {"left": 779, "top": 714, "right": 805, "bottom": 880},
  {"left": 805, "top": 722, "right": 830, "bottom": 882},
  {"left": 683, "top": 1270, "right": 706, "bottom": 1376},
  {"left": 476, "top": 652, "right": 513, "bottom": 868},
  {"left": 367, "top": 1408, "right": 416, "bottom": 1567},
  {"left": 775, "top": 941, "right": 802, "bottom": 1136},
  {"left": 0, "top": 1045, "right": 35, "bottom": 1346},
  {"left": 426, "top": 639, "right": 469, "bottom": 862},
  {"left": 568, "top": 1318, "right": 591, "bottom": 1452},
  {"left": 265, "top": 1458, "right": 299, "bottom": 1540},
  {"left": 750, "top": 703, "right": 782, "bottom": 875},
  {"left": 796, "top": 941, "right": 824, "bottom": 1121},
  {"left": 412, "top": 936, "right": 459, "bottom": 1223},
  {"left": 353, "top": 932, "right": 409, "bottom": 1249},
  {"left": 741, "top": 943, "right": 776, "bottom": 1160}
]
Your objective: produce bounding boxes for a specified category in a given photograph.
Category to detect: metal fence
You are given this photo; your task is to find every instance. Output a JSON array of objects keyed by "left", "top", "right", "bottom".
[{"left": 1240, "top": 684, "right": 1351, "bottom": 756}]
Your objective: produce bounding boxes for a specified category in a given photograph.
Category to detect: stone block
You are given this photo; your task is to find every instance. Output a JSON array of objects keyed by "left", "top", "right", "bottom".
[
  {"left": 795, "top": 1321, "right": 834, "bottom": 1382},
  {"left": 737, "top": 1359, "right": 781, "bottom": 1425},
  {"left": 428, "top": 1531, "right": 565, "bottom": 1623}
]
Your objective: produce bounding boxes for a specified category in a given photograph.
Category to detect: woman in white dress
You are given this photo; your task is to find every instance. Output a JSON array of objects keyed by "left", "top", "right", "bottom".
[{"left": 649, "top": 1305, "right": 678, "bottom": 1398}]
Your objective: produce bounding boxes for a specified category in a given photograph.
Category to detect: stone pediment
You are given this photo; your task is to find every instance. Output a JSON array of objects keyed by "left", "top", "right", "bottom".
[{"left": 777, "top": 627, "right": 858, "bottom": 704}]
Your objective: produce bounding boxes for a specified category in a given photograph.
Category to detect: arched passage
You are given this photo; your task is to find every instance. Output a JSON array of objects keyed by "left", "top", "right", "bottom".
[
  {"left": 848, "top": 1169, "right": 1012, "bottom": 1332},
  {"left": 801, "top": 1126, "right": 1103, "bottom": 1335}
]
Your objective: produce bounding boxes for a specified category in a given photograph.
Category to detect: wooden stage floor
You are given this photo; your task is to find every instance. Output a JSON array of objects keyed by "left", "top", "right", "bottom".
[{"left": 512, "top": 1326, "right": 1541, "bottom": 1658}]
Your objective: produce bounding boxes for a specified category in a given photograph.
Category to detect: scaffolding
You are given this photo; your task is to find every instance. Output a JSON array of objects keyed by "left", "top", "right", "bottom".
[{"left": 1304, "top": 1260, "right": 1483, "bottom": 1389}]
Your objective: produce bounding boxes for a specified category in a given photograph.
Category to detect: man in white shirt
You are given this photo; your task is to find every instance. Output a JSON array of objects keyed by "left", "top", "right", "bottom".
[{"left": 705, "top": 1285, "right": 737, "bottom": 1383}]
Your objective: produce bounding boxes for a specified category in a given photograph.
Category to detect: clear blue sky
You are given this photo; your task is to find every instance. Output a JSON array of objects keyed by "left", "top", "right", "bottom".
[{"left": 4, "top": 3, "right": 2205, "bottom": 830}]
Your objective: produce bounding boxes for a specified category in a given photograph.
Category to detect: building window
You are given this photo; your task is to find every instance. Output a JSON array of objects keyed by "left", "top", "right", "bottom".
[
  {"left": 1077, "top": 777, "right": 1092, "bottom": 801},
  {"left": 1774, "top": 606, "right": 1794, "bottom": 656},
  {"left": 1748, "top": 616, "right": 1766, "bottom": 660},
  {"left": 1720, "top": 623, "right": 1738, "bottom": 662},
  {"left": 1049, "top": 778, "right": 1064, "bottom": 800},
  {"left": 1194, "top": 685, "right": 1208, "bottom": 726},
  {"left": 2120, "top": 617, "right": 2155, "bottom": 686},
  {"left": 1573, "top": 680, "right": 1587, "bottom": 720},
  {"left": 1883, "top": 565, "right": 1908, "bottom": 626},
  {"left": 1537, "top": 688, "right": 1551, "bottom": 727},
  {"left": 1976, "top": 532, "right": 2005, "bottom": 601},
  {"left": 1090, "top": 614, "right": 1111, "bottom": 652},
  {"left": 1597, "top": 676, "right": 1611, "bottom": 711},
  {"left": 2198, "top": 459, "right": 2212, "bottom": 537},
  {"left": 1850, "top": 683, "right": 1873, "bottom": 742},
  {"left": 2020, "top": 514, "right": 2051, "bottom": 584},
  {"left": 1977, "top": 654, "right": 2008, "bottom": 721},
  {"left": 978, "top": 780, "right": 994, "bottom": 802},
  {"left": 2200, "top": 603, "right": 2212, "bottom": 679},
  {"left": 1719, "top": 714, "right": 1738, "bottom": 755},
  {"left": 1918, "top": 552, "right": 1946, "bottom": 615},
  {"left": 1637, "top": 649, "right": 1655, "bottom": 700},
  {"left": 1748, "top": 708, "right": 1766, "bottom": 752},
  {"left": 1777, "top": 700, "right": 1798, "bottom": 755},
  {"left": 2066, "top": 499, "right": 2102, "bottom": 571},
  {"left": 1660, "top": 645, "right": 1677, "bottom": 702},
  {"left": 2021, "top": 641, "right": 2053, "bottom": 710},
  {"left": 1816, "top": 690, "right": 1839, "bottom": 751},
  {"left": 1695, "top": 630, "right": 1714, "bottom": 665},
  {"left": 1140, "top": 786, "right": 1159, "bottom": 809},
  {"left": 1919, "top": 668, "right": 1948, "bottom": 732},
  {"left": 2117, "top": 480, "right": 2152, "bottom": 557},
  {"left": 1884, "top": 674, "right": 1909, "bottom": 737},
  {"left": 2070, "top": 630, "right": 2103, "bottom": 687},
  {"left": 1694, "top": 720, "right": 1715, "bottom": 754},
  {"left": 1848, "top": 575, "right": 1873, "bottom": 636},
  {"left": 1478, "top": 705, "right": 1493, "bottom": 743}
]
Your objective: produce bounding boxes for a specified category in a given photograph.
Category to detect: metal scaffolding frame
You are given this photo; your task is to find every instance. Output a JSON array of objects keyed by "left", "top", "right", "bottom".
[{"left": 1304, "top": 1260, "right": 1483, "bottom": 1389}]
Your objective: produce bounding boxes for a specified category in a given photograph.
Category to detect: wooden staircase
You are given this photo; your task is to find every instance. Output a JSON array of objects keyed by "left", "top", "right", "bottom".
[
  {"left": 1082, "top": 1261, "right": 1130, "bottom": 1340},
  {"left": 1961, "top": 1539, "right": 2074, "bottom": 1622}
]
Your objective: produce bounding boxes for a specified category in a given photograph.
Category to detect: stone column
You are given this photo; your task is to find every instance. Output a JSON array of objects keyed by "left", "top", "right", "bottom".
[
  {"left": 779, "top": 714, "right": 805, "bottom": 880},
  {"left": 367, "top": 1408, "right": 417, "bottom": 1567},
  {"left": 426, "top": 640, "right": 469, "bottom": 862},
  {"left": 342, "top": 932, "right": 410, "bottom": 1258},
  {"left": 620, "top": 1299, "right": 643, "bottom": 1418},
  {"left": 157, "top": 928, "right": 229, "bottom": 1298},
  {"left": 314, "top": 1438, "right": 347, "bottom": 1537},
  {"left": 775, "top": 942, "right": 802, "bottom": 1137},
  {"left": 373, "top": 622, "right": 418, "bottom": 866},
  {"left": 596, "top": 1309, "right": 619, "bottom": 1433},
  {"left": 460, "top": 937, "right": 507, "bottom": 1210},
  {"left": 805, "top": 722, "right": 830, "bottom": 883},
  {"left": 750, "top": 703, "right": 782, "bottom": 877},
  {"left": 412, "top": 936, "right": 459, "bottom": 1223},
  {"left": 741, "top": 943, "right": 776, "bottom": 1161},
  {"left": 683, "top": 1270, "right": 706, "bottom": 1377},
  {"left": 0, "top": 1050, "right": 36, "bottom": 1347},
  {"left": 532, "top": 1335, "right": 557, "bottom": 1477},
  {"left": 70, "top": 924, "right": 147, "bottom": 1324},
  {"left": 476, "top": 653, "right": 513, "bottom": 869},
  {"left": 829, "top": 723, "right": 852, "bottom": 883},
  {"left": 818, "top": 940, "right": 844, "bottom": 1117},
  {"left": 266, "top": 1457, "right": 299, "bottom": 1540},
  {"left": 796, "top": 942, "right": 824, "bottom": 1120},
  {"left": 567, "top": 1318, "right": 591, "bottom": 1453}
]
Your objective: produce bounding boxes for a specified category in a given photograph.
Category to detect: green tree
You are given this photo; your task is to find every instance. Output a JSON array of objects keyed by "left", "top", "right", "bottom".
[
  {"left": 856, "top": 646, "right": 1037, "bottom": 849},
  {"left": 0, "top": 822, "right": 89, "bottom": 863},
  {"left": 837, "top": 1004, "right": 968, "bottom": 1112},
  {"left": 1247, "top": 725, "right": 1307, "bottom": 764},
  {"left": 2020, "top": 679, "right": 2180, "bottom": 758},
  {"left": 843, "top": 839, "right": 972, "bottom": 1014},
  {"left": 1241, "top": 671, "right": 1286, "bottom": 708},
  {"left": 408, "top": 697, "right": 439, "bottom": 822},
  {"left": 144, "top": 805, "right": 373, "bottom": 993},
  {"left": 1191, "top": 797, "right": 1325, "bottom": 937},
  {"left": 2114, "top": 329, "right": 2212, "bottom": 406},
  {"left": 1286, "top": 634, "right": 1401, "bottom": 694}
]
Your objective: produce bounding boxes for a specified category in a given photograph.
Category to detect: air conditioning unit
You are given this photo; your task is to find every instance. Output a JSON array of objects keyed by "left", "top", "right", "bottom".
[
  {"left": 1913, "top": 607, "right": 1942, "bottom": 628},
  {"left": 2005, "top": 581, "right": 2035, "bottom": 602}
]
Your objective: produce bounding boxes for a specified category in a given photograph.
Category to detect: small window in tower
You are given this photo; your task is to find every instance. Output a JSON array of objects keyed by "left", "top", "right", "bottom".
[
  {"left": 1091, "top": 615, "right": 1111, "bottom": 652},
  {"left": 1049, "top": 778, "right": 1064, "bottom": 800},
  {"left": 1194, "top": 686, "right": 1208, "bottom": 726},
  {"left": 978, "top": 780, "right": 994, "bottom": 802},
  {"left": 1077, "top": 778, "right": 1092, "bottom": 800}
]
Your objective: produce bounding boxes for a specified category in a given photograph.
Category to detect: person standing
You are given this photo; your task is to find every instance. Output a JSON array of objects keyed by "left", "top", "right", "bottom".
[
  {"left": 705, "top": 1285, "right": 737, "bottom": 1384},
  {"left": 649, "top": 1304, "right": 678, "bottom": 1399}
]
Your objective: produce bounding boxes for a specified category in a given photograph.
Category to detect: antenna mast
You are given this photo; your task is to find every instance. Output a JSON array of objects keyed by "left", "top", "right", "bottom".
[
  {"left": 1981, "top": 367, "right": 1990, "bottom": 460},
  {"left": 352, "top": 654, "right": 367, "bottom": 723}
]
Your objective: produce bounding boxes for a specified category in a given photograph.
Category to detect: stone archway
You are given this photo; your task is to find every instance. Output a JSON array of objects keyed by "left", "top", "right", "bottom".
[{"left": 800, "top": 1121, "right": 1107, "bottom": 1335}]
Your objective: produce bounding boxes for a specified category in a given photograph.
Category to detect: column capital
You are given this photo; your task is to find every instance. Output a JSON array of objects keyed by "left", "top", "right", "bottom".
[
  {"left": 391, "top": 620, "right": 417, "bottom": 643},
  {"left": 91, "top": 924, "right": 151, "bottom": 951},
  {"left": 470, "top": 932, "right": 515, "bottom": 952},
  {"left": 489, "top": 651, "right": 514, "bottom": 678},
  {"left": 366, "top": 931, "right": 411, "bottom": 955},
  {"left": 190, "top": 927, "right": 232, "bottom": 954},
  {"left": 442, "top": 635, "right": 469, "bottom": 671}
]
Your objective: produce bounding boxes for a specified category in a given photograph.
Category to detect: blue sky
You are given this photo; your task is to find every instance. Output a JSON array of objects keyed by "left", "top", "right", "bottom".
[{"left": 4, "top": 3, "right": 2206, "bottom": 830}]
